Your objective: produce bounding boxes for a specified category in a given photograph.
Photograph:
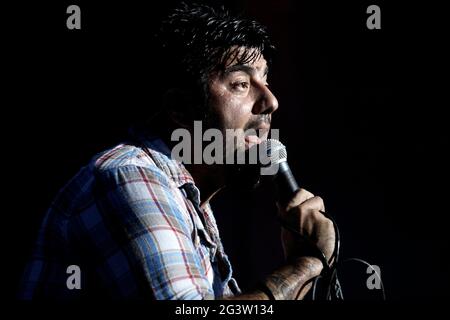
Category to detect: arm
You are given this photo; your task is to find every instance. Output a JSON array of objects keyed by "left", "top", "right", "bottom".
[
  {"left": 95, "top": 165, "right": 215, "bottom": 299},
  {"left": 224, "top": 256, "right": 323, "bottom": 300}
]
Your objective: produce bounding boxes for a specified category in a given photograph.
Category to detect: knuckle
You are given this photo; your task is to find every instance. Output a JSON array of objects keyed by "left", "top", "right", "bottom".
[
  {"left": 314, "top": 196, "right": 325, "bottom": 208},
  {"left": 297, "top": 188, "right": 314, "bottom": 200},
  {"left": 323, "top": 218, "right": 335, "bottom": 232},
  {"left": 304, "top": 189, "right": 314, "bottom": 198},
  {"left": 315, "top": 195, "right": 323, "bottom": 203}
]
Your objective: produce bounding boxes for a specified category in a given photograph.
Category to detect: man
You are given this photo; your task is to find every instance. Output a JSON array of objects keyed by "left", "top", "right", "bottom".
[{"left": 19, "top": 3, "right": 335, "bottom": 300}]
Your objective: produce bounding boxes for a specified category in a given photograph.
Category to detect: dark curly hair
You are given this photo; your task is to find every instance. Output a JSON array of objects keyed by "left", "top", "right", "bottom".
[{"left": 159, "top": 2, "right": 274, "bottom": 83}]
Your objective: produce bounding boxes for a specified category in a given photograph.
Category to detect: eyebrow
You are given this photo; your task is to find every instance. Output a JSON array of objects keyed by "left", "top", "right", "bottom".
[{"left": 223, "top": 64, "right": 269, "bottom": 77}]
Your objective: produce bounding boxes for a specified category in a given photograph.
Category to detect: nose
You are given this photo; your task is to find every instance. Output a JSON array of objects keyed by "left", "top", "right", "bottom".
[{"left": 252, "top": 83, "right": 279, "bottom": 115}]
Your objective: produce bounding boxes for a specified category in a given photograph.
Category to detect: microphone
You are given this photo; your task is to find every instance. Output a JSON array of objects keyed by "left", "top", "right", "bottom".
[
  {"left": 259, "top": 139, "right": 332, "bottom": 271},
  {"left": 259, "top": 140, "right": 349, "bottom": 300},
  {"left": 259, "top": 139, "right": 300, "bottom": 206}
]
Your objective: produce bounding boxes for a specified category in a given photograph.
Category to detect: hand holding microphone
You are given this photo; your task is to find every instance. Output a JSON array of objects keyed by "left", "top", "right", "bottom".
[{"left": 259, "top": 139, "right": 336, "bottom": 267}]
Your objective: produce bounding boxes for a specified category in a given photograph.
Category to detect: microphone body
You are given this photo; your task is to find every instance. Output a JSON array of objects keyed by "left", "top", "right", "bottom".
[
  {"left": 274, "top": 161, "right": 300, "bottom": 206},
  {"left": 259, "top": 139, "right": 299, "bottom": 206}
]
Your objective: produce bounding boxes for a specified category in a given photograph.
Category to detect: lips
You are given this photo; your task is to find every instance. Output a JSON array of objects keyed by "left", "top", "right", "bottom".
[
  {"left": 238, "top": 118, "right": 271, "bottom": 151},
  {"left": 244, "top": 127, "right": 269, "bottom": 149},
  {"left": 244, "top": 135, "right": 262, "bottom": 149}
]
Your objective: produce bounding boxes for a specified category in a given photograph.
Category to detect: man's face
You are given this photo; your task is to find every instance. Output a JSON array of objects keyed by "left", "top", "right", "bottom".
[{"left": 205, "top": 47, "right": 279, "bottom": 159}]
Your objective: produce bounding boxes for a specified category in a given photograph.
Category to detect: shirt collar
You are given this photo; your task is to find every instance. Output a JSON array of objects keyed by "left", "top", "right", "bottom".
[{"left": 136, "top": 132, "right": 195, "bottom": 188}]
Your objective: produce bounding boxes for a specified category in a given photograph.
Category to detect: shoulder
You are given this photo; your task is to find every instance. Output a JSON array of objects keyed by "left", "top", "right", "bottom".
[
  {"left": 91, "top": 144, "right": 174, "bottom": 190},
  {"left": 93, "top": 143, "right": 157, "bottom": 172}
]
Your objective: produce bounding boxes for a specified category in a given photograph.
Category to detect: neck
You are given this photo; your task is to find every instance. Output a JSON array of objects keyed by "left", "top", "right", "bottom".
[
  {"left": 147, "top": 113, "right": 227, "bottom": 207},
  {"left": 184, "top": 163, "right": 226, "bottom": 206}
]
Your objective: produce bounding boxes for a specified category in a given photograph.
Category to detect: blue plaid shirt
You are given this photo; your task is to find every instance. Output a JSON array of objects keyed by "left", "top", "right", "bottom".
[{"left": 19, "top": 134, "right": 240, "bottom": 300}]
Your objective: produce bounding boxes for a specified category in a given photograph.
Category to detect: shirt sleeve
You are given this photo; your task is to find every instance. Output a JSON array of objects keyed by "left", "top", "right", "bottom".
[{"left": 93, "top": 164, "right": 214, "bottom": 300}]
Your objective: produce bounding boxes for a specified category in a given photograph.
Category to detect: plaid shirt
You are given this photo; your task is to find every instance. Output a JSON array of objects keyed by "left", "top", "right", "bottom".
[{"left": 19, "top": 133, "right": 240, "bottom": 300}]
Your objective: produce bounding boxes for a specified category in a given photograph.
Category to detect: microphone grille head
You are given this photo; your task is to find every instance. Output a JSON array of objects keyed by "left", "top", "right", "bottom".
[{"left": 260, "top": 139, "right": 287, "bottom": 165}]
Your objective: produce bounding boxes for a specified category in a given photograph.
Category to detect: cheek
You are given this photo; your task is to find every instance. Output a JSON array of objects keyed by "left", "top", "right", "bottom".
[
  {"left": 227, "top": 100, "right": 250, "bottom": 127},
  {"left": 209, "top": 85, "right": 253, "bottom": 129}
]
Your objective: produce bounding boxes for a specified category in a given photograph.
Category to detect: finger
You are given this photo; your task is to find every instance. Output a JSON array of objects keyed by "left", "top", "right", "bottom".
[
  {"left": 300, "top": 196, "right": 325, "bottom": 212},
  {"left": 283, "top": 188, "right": 314, "bottom": 212}
]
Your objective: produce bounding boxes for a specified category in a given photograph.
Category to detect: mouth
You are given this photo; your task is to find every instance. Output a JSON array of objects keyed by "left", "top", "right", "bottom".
[
  {"left": 244, "top": 127, "right": 270, "bottom": 149},
  {"left": 244, "top": 135, "right": 262, "bottom": 149}
]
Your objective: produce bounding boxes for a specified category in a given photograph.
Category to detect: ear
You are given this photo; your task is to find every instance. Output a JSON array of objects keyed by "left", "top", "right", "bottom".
[{"left": 163, "top": 88, "right": 205, "bottom": 128}]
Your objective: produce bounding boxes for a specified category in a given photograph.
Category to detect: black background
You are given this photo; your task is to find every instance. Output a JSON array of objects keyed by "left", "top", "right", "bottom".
[{"left": 3, "top": 0, "right": 449, "bottom": 303}]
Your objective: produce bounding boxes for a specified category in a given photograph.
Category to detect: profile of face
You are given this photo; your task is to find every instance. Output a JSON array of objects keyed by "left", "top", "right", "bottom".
[{"left": 205, "top": 47, "right": 279, "bottom": 161}]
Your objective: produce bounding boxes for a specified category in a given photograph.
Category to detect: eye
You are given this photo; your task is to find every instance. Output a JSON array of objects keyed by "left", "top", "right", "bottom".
[{"left": 231, "top": 81, "right": 249, "bottom": 91}]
